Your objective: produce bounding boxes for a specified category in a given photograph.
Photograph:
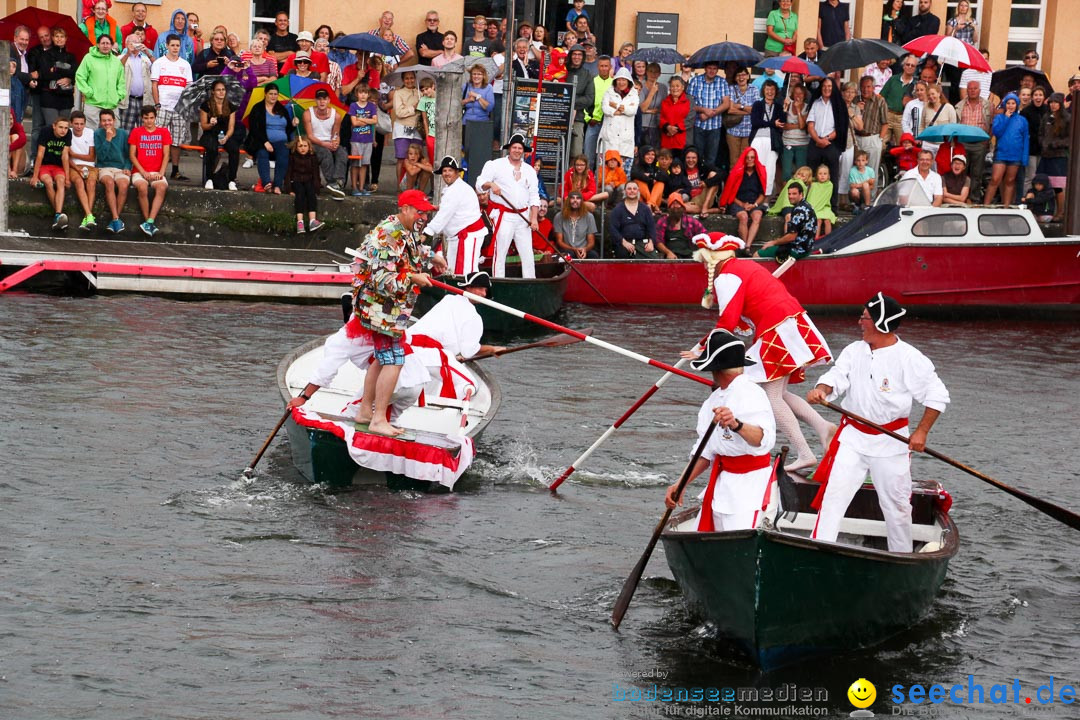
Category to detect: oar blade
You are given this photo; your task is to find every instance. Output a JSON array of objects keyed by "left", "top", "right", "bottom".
[{"left": 539, "top": 327, "right": 593, "bottom": 347}]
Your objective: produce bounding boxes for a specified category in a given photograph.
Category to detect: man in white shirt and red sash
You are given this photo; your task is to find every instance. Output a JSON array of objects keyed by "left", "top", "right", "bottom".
[
  {"left": 666, "top": 329, "right": 776, "bottom": 532},
  {"left": 476, "top": 133, "right": 541, "bottom": 279},
  {"left": 424, "top": 156, "right": 488, "bottom": 275},
  {"left": 399, "top": 271, "right": 505, "bottom": 404},
  {"left": 692, "top": 231, "right": 834, "bottom": 472},
  {"left": 807, "top": 293, "right": 950, "bottom": 553}
]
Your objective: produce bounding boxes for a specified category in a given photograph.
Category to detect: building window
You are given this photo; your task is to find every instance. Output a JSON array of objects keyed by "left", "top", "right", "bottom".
[
  {"left": 251, "top": 0, "right": 299, "bottom": 40},
  {"left": 1005, "top": 0, "right": 1046, "bottom": 68}
]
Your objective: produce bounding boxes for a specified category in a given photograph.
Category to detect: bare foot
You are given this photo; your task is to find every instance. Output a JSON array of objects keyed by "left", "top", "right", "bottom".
[
  {"left": 785, "top": 455, "right": 818, "bottom": 473},
  {"left": 367, "top": 418, "right": 404, "bottom": 437},
  {"left": 822, "top": 422, "right": 838, "bottom": 451},
  {"left": 355, "top": 412, "right": 373, "bottom": 425}
]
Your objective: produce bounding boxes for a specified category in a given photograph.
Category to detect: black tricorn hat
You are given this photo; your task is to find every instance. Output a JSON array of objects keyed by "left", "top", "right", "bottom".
[
  {"left": 690, "top": 329, "right": 756, "bottom": 372},
  {"left": 865, "top": 292, "right": 906, "bottom": 333},
  {"left": 437, "top": 155, "right": 460, "bottom": 173},
  {"left": 460, "top": 271, "right": 492, "bottom": 292},
  {"left": 503, "top": 132, "right": 532, "bottom": 152}
]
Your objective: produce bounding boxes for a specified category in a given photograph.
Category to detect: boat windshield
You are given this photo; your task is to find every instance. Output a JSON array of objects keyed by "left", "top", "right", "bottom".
[{"left": 874, "top": 178, "right": 933, "bottom": 208}]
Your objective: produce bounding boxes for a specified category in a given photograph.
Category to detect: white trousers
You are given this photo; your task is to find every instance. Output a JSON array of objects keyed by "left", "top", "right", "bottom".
[
  {"left": 446, "top": 227, "right": 487, "bottom": 275},
  {"left": 310, "top": 326, "right": 374, "bottom": 388},
  {"left": 812, "top": 443, "right": 913, "bottom": 553},
  {"left": 490, "top": 208, "right": 535, "bottom": 279}
]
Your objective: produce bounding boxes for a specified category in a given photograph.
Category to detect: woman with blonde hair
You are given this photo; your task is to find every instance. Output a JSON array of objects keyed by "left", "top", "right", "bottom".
[
  {"left": 919, "top": 83, "right": 957, "bottom": 157},
  {"left": 462, "top": 64, "right": 494, "bottom": 184}
]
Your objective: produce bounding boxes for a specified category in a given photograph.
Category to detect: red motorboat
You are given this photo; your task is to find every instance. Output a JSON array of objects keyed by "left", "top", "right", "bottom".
[{"left": 565, "top": 181, "right": 1080, "bottom": 312}]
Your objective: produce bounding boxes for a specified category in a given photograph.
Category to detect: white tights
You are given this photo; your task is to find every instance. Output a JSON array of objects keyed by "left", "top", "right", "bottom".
[{"left": 763, "top": 375, "right": 834, "bottom": 464}]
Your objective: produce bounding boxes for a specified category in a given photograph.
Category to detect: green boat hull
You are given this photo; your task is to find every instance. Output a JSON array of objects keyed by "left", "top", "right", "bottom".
[
  {"left": 661, "top": 485, "right": 958, "bottom": 669},
  {"left": 413, "top": 263, "right": 570, "bottom": 334}
]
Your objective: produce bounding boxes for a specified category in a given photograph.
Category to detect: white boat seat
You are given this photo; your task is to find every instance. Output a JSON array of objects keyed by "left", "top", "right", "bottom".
[{"left": 918, "top": 541, "right": 943, "bottom": 553}]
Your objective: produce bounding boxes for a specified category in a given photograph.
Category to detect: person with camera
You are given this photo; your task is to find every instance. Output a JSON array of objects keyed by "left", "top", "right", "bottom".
[
  {"left": 118, "top": 31, "right": 154, "bottom": 131},
  {"left": 192, "top": 29, "right": 235, "bottom": 78}
]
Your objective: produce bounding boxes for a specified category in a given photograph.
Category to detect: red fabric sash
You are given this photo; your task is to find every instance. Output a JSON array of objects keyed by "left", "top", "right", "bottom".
[
  {"left": 453, "top": 216, "right": 488, "bottom": 274},
  {"left": 407, "top": 333, "right": 456, "bottom": 398},
  {"left": 696, "top": 453, "right": 773, "bottom": 532},
  {"left": 811, "top": 415, "right": 909, "bottom": 510}
]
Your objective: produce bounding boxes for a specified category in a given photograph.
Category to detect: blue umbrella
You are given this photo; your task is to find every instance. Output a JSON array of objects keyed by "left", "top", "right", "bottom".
[
  {"left": 756, "top": 55, "right": 826, "bottom": 77},
  {"left": 687, "top": 41, "right": 762, "bottom": 69},
  {"left": 917, "top": 123, "right": 990, "bottom": 143},
  {"left": 626, "top": 47, "right": 687, "bottom": 65},
  {"left": 330, "top": 32, "right": 400, "bottom": 56}
]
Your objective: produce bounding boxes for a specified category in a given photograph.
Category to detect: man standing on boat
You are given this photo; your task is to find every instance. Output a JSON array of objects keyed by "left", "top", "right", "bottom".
[
  {"left": 807, "top": 293, "right": 950, "bottom": 553},
  {"left": 350, "top": 189, "right": 447, "bottom": 436},
  {"left": 476, "top": 133, "right": 542, "bottom": 279},
  {"left": 424, "top": 156, "right": 488, "bottom": 276},
  {"left": 691, "top": 232, "right": 834, "bottom": 473},
  {"left": 397, "top": 271, "right": 506, "bottom": 404},
  {"left": 665, "top": 329, "right": 776, "bottom": 532}
]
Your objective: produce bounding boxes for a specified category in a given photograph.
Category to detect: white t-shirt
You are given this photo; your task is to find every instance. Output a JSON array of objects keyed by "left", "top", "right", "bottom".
[
  {"left": 902, "top": 167, "right": 943, "bottom": 200},
  {"left": 150, "top": 56, "right": 192, "bottom": 111},
  {"left": 492, "top": 52, "right": 505, "bottom": 94},
  {"left": 807, "top": 98, "right": 836, "bottom": 138},
  {"left": 69, "top": 129, "right": 95, "bottom": 168}
]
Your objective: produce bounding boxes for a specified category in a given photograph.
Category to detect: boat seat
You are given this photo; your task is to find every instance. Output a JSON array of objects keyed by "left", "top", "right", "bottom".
[{"left": 918, "top": 541, "right": 943, "bottom": 553}]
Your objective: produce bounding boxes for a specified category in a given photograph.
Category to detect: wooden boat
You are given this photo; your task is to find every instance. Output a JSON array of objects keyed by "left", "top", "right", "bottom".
[
  {"left": 413, "top": 262, "right": 571, "bottom": 333},
  {"left": 564, "top": 180, "right": 1080, "bottom": 312},
  {"left": 277, "top": 336, "right": 501, "bottom": 492},
  {"left": 660, "top": 473, "right": 959, "bottom": 670}
]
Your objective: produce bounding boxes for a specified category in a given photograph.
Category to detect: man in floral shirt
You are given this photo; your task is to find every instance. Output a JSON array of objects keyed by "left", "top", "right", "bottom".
[
  {"left": 351, "top": 189, "right": 446, "bottom": 436},
  {"left": 754, "top": 180, "right": 817, "bottom": 261}
]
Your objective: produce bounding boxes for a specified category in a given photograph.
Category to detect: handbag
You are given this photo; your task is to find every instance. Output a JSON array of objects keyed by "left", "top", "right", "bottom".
[
  {"left": 376, "top": 108, "right": 392, "bottom": 135},
  {"left": 723, "top": 112, "right": 743, "bottom": 129}
]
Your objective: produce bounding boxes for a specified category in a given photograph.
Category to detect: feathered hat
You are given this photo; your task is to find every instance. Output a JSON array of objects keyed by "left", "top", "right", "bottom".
[{"left": 691, "top": 232, "right": 744, "bottom": 309}]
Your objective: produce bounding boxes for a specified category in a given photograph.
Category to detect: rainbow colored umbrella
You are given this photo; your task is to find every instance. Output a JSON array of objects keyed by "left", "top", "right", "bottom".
[
  {"left": 242, "top": 75, "right": 323, "bottom": 121},
  {"left": 289, "top": 81, "right": 348, "bottom": 122}
]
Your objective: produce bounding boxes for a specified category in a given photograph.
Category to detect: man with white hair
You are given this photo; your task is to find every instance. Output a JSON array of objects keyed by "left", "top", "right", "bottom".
[{"left": 476, "top": 133, "right": 541, "bottom": 279}]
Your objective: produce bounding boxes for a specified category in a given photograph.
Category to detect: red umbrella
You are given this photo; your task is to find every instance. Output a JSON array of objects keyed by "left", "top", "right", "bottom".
[
  {"left": 902, "top": 35, "right": 990, "bottom": 72},
  {"left": 0, "top": 7, "right": 93, "bottom": 61}
]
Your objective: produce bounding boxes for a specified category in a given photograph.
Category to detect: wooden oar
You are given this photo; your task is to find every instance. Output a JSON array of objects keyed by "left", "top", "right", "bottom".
[
  {"left": 822, "top": 401, "right": 1080, "bottom": 532},
  {"left": 428, "top": 278, "right": 714, "bottom": 388},
  {"left": 243, "top": 406, "right": 292, "bottom": 477},
  {"left": 611, "top": 420, "right": 719, "bottom": 630},
  {"left": 549, "top": 256, "right": 798, "bottom": 491},
  {"left": 489, "top": 194, "right": 614, "bottom": 306},
  {"left": 462, "top": 328, "right": 593, "bottom": 361}
]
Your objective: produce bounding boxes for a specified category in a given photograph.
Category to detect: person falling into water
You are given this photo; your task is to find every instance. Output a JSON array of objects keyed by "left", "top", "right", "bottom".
[
  {"left": 807, "top": 293, "right": 950, "bottom": 553},
  {"left": 665, "top": 329, "right": 776, "bottom": 532}
]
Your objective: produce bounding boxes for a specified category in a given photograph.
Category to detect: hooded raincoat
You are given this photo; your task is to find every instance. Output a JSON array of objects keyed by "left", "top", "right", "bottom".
[{"left": 76, "top": 45, "right": 126, "bottom": 108}]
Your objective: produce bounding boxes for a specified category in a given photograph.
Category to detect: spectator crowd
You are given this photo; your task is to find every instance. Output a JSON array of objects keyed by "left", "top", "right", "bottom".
[{"left": 4, "top": 0, "right": 1074, "bottom": 250}]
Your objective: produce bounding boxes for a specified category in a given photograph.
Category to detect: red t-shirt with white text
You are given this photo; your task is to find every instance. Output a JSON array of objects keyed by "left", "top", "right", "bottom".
[{"left": 128, "top": 126, "right": 173, "bottom": 174}]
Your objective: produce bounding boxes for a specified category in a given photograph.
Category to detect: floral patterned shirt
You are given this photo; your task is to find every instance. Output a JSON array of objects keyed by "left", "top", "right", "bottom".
[{"left": 352, "top": 214, "right": 433, "bottom": 338}]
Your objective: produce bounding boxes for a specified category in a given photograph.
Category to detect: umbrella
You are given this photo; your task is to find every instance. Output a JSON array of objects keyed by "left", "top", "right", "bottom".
[
  {"left": 817, "top": 38, "right": 906, "bottom": 73},
  {"left": 329, "top": 32, "right": 400, "bottom": 57},
  {"left": 173, "top": 75, "right": 246, "bottom": 122},
  {"left": 626, "top": 47, "right": 687, "bottom": 65},
  {"left": 990, "top": 67, "right": 1054, "bottom": 98},
  {"left": 0, "top": 7, "right": 91, "bottom": 61},
  {"left": 902, "top": 35, "right": 991, "bottom": 71},
  {"left": 289, "top": 81, "right": 348, "bottom": 121},
  {"left": 242, "top": 75, "right": 322, "bottom": 120},
  {"left": 686, "top": 41, "right": 761, "bottom": 69},
  {"left": 757, "top": 55, "right": 825, "bottom": 78},
  {"left": 382, "top": 64, "right": 436, "bottom": 89},
  {"left": 917, "top": 123, "right": 989, "bottom": 143}
]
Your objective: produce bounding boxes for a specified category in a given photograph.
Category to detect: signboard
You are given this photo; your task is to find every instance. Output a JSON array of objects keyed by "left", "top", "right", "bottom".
[
  {"left": 509, "top": 78, "right": 575, "bottom": 187},
  {"left": 636, "top": 12, "right": 679, "bottom": 47}
]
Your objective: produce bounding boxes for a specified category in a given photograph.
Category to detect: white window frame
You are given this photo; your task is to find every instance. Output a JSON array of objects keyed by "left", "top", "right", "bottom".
[
  {"left": 251, "top": 0, "right": 300, "bottom": 41},
  {"left": 754, "top": 1, "right": 851, "bottom": 50},
  {"left": 1005, "top": 0, "right": 1047, "bottom": 68}
]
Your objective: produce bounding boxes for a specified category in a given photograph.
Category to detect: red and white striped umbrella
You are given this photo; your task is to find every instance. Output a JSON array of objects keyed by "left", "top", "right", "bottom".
[{"left": 902, "top": 35, "right": 991, "bottom": 72}]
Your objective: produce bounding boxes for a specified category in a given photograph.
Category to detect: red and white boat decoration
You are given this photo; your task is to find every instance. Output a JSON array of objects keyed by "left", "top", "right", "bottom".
[{"left": 565, "top": 180, "right": 1080, "bottom": 311}]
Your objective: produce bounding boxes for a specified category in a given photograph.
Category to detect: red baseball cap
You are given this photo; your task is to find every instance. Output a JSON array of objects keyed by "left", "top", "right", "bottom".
[{"left": 398, "top": 189, "right": 435, "bottom": 212}]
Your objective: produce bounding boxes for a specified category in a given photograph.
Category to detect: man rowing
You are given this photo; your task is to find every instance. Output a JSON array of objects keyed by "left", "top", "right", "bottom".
[
  {"left": 665, "top": 329, "right": 776, "bottom": 532},
  {"left": 396, "top": 271, "right": 506, "bottom": 405},
  {"left": 424, "top": 156, "right": 488, "bottom": 275},
  {"left": 691, "top": 231, "right": 834, "bottom": 472},
  {"left": 476, "top": 133, "right": 541, "bottom": 279},
  {"left": 807, "top": 293, "right": 950, "bottom": 553}
]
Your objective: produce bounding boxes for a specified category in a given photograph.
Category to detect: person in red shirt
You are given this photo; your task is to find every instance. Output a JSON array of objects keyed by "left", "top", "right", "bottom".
[
  {"left": 532, "top": 197, "right": 555, "bottom": 259},
  {"left": 128, "top": 105, "right": 171, "bottom": 236},
  {"left": 278, "top": 31, "right": 330, "bottom": 81},
  {"left": 660, "top": 76, "right": 690, "bottom": 156},
  {"left": 120, "top": 2, "right": 157, "bottom": 51}
]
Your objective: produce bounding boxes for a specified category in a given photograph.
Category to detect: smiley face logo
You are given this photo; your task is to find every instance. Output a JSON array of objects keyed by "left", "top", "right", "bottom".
[{"left": 848, "top": 678, "right": 876, "bottom": 709}]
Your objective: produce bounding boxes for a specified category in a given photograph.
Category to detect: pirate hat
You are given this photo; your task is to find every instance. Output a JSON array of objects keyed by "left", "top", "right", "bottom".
[
  {"left": 503, "top": 132, "right": 532, "bottom": 152},
  {"left": 865, "top": 292, "right": 906, "bottom": 333},
  {"left": 693, "top": 232, "right": 744, "bottom": 253},
  {"left": 690, "top": 329, "right": 756, "bottom": 372},
  {"left": 460, "top": 271, "right": 493, "bottom": 298},
  {"left": 437, "top": 155, "right": 461, "bottom": 173}
]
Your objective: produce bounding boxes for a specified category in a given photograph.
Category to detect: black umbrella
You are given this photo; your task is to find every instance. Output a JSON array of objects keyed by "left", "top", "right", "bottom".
[
  {"left": 330, "top": 32, "right": 400, "bottom": 56},
  {"left": 686, "top": 41, "right": 761, "bottom": 69},
  {"left": 626, "top": 47, "right": 687, "bottom": 65},
  {"left": 990, "top": 67, "right": 1054, "bottom": 98},
  {"left": 173, "top": 75, "right": 247, "bottom": 122},
  {"left": 817, "top": 38, "right": 906, "bottom": 73}
]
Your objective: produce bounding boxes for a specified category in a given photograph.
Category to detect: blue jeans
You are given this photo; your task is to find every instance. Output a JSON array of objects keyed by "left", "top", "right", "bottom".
[
  {"left": 257, "top": 140, "right": 289, "bottom": 189},
  {"left": 584, "top": 121, "right": 602, "bottom": 168},
  {"left": 10, "top": 80, "right": 27, "bottom": 125},
  {"left": 695, "top": 127, "right": 723, "bottom": 169}
]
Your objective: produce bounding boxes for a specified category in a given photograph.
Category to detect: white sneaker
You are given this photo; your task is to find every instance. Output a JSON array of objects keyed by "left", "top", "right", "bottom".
[
  {"left": 242, "top": 158, "right": 253, "bottom": 169},
  {"left": 228, "top": 181, "right": 238, "bottom": 191},
  {"left": 269, "top": 161, "right": 276, "bottom": 169},
  {"left": 204, "top": 180, "right": 214, "bottom": 189}
]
